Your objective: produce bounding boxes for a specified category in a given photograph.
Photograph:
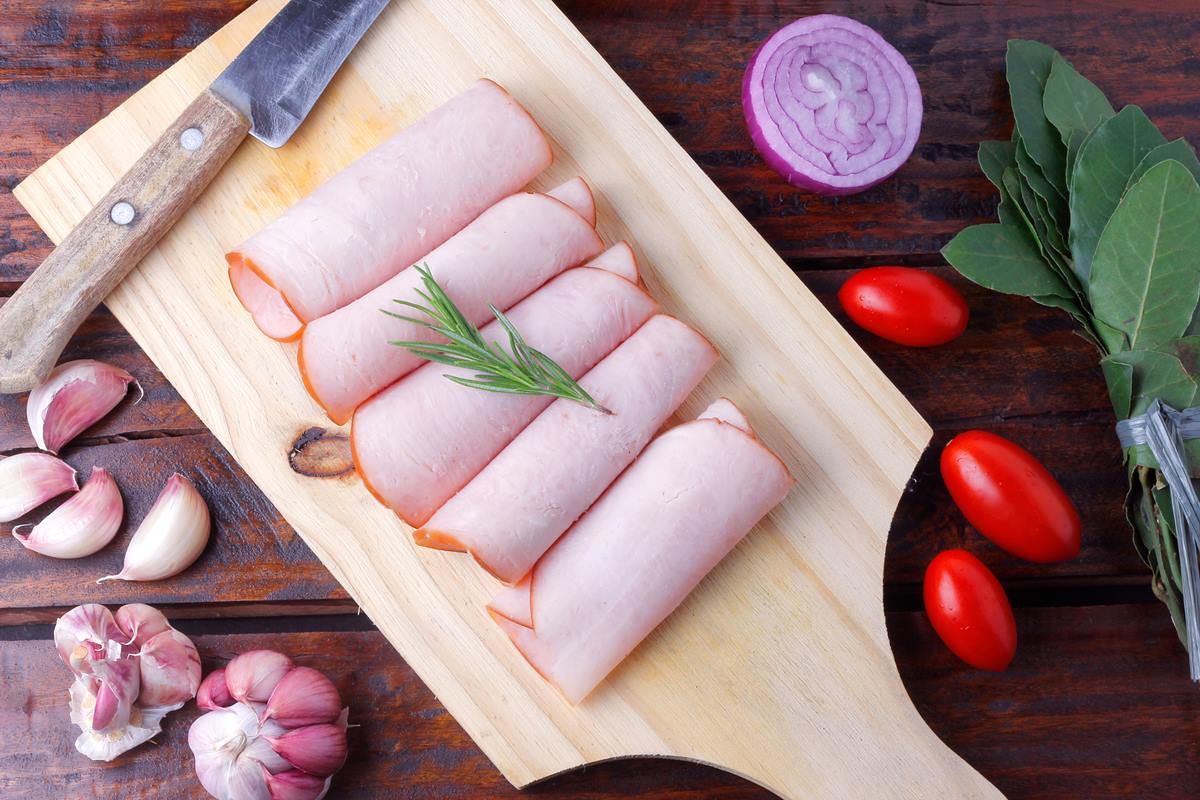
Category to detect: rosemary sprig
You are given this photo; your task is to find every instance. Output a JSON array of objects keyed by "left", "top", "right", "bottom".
[{"left": 385, "top": 265, "right": 610, "bottom": 414}]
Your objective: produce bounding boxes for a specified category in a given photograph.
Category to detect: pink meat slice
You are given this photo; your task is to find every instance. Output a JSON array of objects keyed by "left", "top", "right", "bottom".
[
  {"left": 299, "top": 183, "right": 603, "bottom": 424},
  {"left": 545, "top": 177, "right": 596, "bottom": 226},
  {"left": 416, "top": 314, "right": 718, "bottom": 583},
  {"left": 583, "top": 241, "right": 638, "bottom": 283},
  {"left": 488, "top": 399, "right": 794, "bottom": 704},
  {"left": 352, "top": 267, "right": 658, "bottom": 526},
  {"left": 228, "top": 79, "right": 552, "bottom": 340}
]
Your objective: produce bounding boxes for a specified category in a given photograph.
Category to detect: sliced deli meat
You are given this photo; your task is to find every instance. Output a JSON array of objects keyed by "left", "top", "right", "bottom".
[
  {"left": 299, "top": 182, "right": 603, "bottom": 423},
  {"left": 582, "top": 241, "right": 638, "bottom": 283},
  {"left": 417, "top": 314, "right": 718, "bottom": 583},
  {"left": 227, "top": 79, "right": 552, "bottom": 341},
  {"left": 489, "top": 399, "right": 794, "bottom": 703},
  {"left": 545, "top": 177, "right": 596, "bottom": 226},
  {"left": 352, "top": 266, "right": 658, "bottom": 526}
]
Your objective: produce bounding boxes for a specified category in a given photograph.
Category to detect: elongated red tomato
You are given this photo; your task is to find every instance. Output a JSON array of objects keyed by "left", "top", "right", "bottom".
[
  {"left": 837, "top": 266, "right": 968, "bottom": 346},
  {"left": 924, "top": 549, "right": 1016, "bottom": 671},
  {"left": 941, "top": 430, "right": 1081, "bottom": 563}
]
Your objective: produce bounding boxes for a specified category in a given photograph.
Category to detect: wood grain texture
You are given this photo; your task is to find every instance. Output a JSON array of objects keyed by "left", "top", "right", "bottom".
[
  {"left": 3, "top": 0, "right": 1199, "bottom": 797},
  {"left": 2, "top": 607, "right": 1196, "bottom": 799},
  {"left": 10, "top": 0, "right": 995, "bottom": 796},
  {"left": 0, "top": 88, "right": 248, "bottom": 391}
]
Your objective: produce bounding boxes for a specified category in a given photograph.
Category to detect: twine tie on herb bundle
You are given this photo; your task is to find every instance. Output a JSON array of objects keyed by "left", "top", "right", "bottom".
[{"left": 1116, "top": 400, "right": 1200, "bottom": 680}]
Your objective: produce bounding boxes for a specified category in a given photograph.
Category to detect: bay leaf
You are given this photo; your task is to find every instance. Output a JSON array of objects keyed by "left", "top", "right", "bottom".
[
  {"left": 1007, "top": 40, "right": 1068, "bottom": 197},
  {"left": 1100, "top": 356, "right": 1133, "bottom": 419},
  {"left": 1004, "top": 167, "right": 1079, "bottom": 294},
  {"left": 1127, "top": 138, "right": 1200, "bottom": 191},
  {"left": 978, "top": 140, "right": 1016, "bottom": 191},
  {"left": 1015, "top": 136, "right": 1068, "bottom": 222},
  {"left": 941, "top": 223, "right": 1072, "bottom": 297},
  {"left": 1068, "top": 105, "right": 1167, "bottom": 280},
  {"left": 1043, "top": 52, "right": 1115, "bottom": 147},
  {"left": 1065, "top": 127, "right": 1090, "bottom": 187},
  {"left": 1089, "top": 160, "right": 1200, "bottom": 352}
]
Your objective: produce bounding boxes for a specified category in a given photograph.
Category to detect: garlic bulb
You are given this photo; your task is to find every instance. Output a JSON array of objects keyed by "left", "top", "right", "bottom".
[
  {"left": 99, "top": 472, "right": 210, "bottom": 582},
  {"left": 27, "top": 359, "right": 138, "bottom": 453},
  {"left": 189, "top": 650, "right": 348, "bottom": 800},
  {"left": 0, "top": 451, "right": 77, "bottom": 522},
  {"left": 12, "top": 467, "right": 122, "bottom": 558},
  {"left": 54, "top": 603, "right": 200, "bottom": 761}
]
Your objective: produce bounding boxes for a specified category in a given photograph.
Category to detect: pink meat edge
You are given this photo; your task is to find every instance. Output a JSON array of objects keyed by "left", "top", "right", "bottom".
[
  {"left": 583, "top": 241, "right": 639, "bottom": 284},
  {"left": 545, "top": 177, "right": 596, "bottom": 226},
  {"left": 227, "top": 253, "right": 305, "bottom": 342}
]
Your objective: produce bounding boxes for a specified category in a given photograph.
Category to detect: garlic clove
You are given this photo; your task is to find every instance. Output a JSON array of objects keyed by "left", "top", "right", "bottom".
[
  {"left": 190, "top": 702, "right": 289, "bottom": 799},
  {"left": 114, "top": 603, "right": 172, "bottom": 648},
  {"left": 69, "top": 676, "right": 167, "bottom": 762},
  {"left": 27, "top": 359, "right": 138, "bottom": 454},
  {"left": 262, "top": 666, "right": 342, "bottom": 728},
  {"left": 261, "top": 765, "right": 331, "bottom": 800},
  {"left": 196, "top": 667, "right": 235, "bottom": 711},
  {"left": 265, "top": 723, "right": 348, "bottom": 777},
  {"left": 0, "top": 452, "right": 78, "bottom": 523},
  {"left": 98, "top": 473, "right": 210, "bottom": 583},
  {"left": 136, "top": 628, "right": 202, "bottom": 708},
  {"left": 54, "top": 603, "right": 123, "bottom": 674},
  {"left": 225, "top": 650, "right": 294, "bottom": 704},
  {"left": 12, "top": 467, "right": 122, "bottom": 559},
  {"left": 87, "top": 657, "right": 140, "bottom": 732}
]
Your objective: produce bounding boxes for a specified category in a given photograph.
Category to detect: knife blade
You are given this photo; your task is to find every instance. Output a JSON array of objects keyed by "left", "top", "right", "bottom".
[
  {"left": 214, "top": 0, "right": 391, "bottom": 147},
  {"left": 0, "top": 0, "right": 391, "bottom": 393}
]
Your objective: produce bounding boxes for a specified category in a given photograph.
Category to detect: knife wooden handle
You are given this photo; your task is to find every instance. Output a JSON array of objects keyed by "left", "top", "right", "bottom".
[{"left": 0, "top": 88, "right": 250, "bottom": 393}]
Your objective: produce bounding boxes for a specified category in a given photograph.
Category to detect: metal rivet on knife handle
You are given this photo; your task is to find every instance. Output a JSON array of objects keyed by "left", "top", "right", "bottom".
[
  {"left": 180, "top": 127, "right": 205, "bottom": 151},
  {"left": 110, "top": 202, "right": 136, "bottom": 226}
]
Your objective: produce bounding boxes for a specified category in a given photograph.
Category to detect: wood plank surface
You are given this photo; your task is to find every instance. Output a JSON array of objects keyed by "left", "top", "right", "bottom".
[
  {"left": 1, "top": 0, "right": 1198, "bottom": 798},
  {"left": 2, "top": 606, "right": 1196, "bottom": 799}
]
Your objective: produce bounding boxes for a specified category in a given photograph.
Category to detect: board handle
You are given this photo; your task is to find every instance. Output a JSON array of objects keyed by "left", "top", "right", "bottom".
[{"left": 0, "top": 88, "right": 249, "bottom": 393}]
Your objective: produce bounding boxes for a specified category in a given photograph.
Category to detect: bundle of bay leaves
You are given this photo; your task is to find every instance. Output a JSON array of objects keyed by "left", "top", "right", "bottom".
[{"left": 942, "top": 40, "right": 1200, "bottom": 646}]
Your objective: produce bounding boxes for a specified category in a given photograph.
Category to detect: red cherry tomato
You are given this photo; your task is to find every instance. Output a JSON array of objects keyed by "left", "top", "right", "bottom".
[
  {"left": 837, "top": 267, "right": 969, "bottom": 347},
  {"left": 941, "top": 430, "right": 1081, "bottom": 563},
  {"left": 924, "top": 549, "right": 1017, "bottom": 671}
]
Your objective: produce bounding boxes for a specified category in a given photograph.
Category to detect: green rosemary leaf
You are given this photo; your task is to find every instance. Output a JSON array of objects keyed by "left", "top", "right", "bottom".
[{"left": 387, "top": 265, "right": 609, "bottom": 413}]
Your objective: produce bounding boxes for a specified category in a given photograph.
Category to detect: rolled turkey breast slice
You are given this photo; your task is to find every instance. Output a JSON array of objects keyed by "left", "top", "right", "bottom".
[
  {"left": 298, "top": 183, "right": 602, "bottom": 424},
  {"left": 228, "top": 79, "right": 552, "bottom": 341},
  {"left": 352, "top": 266, "right": 658, "bottom": 526},
  {"left": 416, "top": 314, "right": 718, "bottom": 583},
  {"left": 488, "top": 398, "right": 793, "bottom": 704},
  {"left": 582, "top": 241, "right": 638, "bottom": 283},
  {"left": 545, "top": 177, "right": 596, "bottom": 226}
]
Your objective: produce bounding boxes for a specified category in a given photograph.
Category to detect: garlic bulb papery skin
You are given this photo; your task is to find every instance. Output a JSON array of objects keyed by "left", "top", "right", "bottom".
[
  {"left": 99, "top": 472, "right": 210, "bottom": 582},
  {"left": 189, "top": 702, "right": 290, "bottom": 800},
  {"left": 225, "top": 650, "right": 293, "bottom": 704},
  {"left": 54, "top": 603, "right": 200, "bottom": 761},
  {"left": 26, "top": 359, "right": 138, "bottom": 453},
  {"left": 13, "top": 467, "right": 122, "bottom": 558},
  {"left": 189, "top": 651, "right": 348, "bottom": 800},
  {"left": 0, "top": 452, "right": 78, "bottom": 522}
]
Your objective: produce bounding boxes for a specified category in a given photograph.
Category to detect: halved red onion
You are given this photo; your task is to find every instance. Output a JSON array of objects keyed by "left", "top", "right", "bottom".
[{"left": 742, "top": 14, "right": 922, "bottom": 195}]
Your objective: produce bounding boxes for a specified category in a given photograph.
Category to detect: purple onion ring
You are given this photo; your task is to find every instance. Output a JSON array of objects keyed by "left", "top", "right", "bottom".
[{"left": 742, "top": 15, "right": 923, "bottom": 195}]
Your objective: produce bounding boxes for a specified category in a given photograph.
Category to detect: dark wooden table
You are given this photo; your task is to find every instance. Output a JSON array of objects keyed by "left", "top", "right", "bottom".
[{"left": 2, "top": 1, "right": 1199, "bottom": 797}]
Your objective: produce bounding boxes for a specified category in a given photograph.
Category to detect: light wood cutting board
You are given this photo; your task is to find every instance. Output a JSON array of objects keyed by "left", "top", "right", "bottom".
[{"left": 13, "top": 1, "right": 1003, "bottom": 797}]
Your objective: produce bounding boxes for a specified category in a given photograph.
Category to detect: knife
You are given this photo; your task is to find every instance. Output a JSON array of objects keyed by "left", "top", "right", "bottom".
[{"left": 0, "top": 0, "right": 391, "bottom": 393}]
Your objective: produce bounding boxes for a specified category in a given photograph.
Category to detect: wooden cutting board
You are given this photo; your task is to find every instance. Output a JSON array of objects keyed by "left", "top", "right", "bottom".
[{"left": 13, "top": 1, "right": 1002, "bottom": 797}]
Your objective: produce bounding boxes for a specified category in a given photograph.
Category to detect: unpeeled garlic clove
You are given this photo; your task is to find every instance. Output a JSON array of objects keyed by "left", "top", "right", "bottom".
[
  {"left": 114, "top": 603, "right": 172, "bottom": 648},
  {"left": 54, "top": 603, "right": 123, "bottom": 674},
  {"left": 265, "top": 723, "right": 348, "bottom": 777},
  {"left": 27, "top": 359, "right": 138, "bottom": 454},
  {"left": 98, "top": 473, "right": 210, "bottom": 583},
  {"left": 0, "top": 452, "right": 78, "bottom": 523},
  {"left": 225, "top": 649, "right": 294, "bottom": 704},
  {"left": 12, "top": 467, "right": 122, "bottom": 558},
  {"left": 261, "top": 765, "right": 331, "bottom": 800},
  {"left": 196, "top": 668, "right": 235, "bottom": 711},
  {"left": 262, "top": 666, "right": 342, "bottom": 728},
  {"left": 136, "top": 628, "right": 202, "bottom": 708}
]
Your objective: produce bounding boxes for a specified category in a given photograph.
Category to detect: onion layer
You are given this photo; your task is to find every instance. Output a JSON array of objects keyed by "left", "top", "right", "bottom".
[{"left": 742, "top": 14, "right": 922, "bottom": 195}]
